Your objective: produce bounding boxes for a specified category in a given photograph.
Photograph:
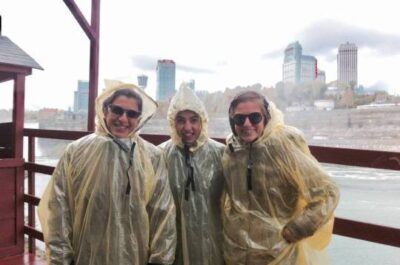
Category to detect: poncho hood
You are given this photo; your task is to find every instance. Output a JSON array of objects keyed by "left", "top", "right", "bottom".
[
  {"left": 167, "top": 83, "right": 209, "bottom": 152},
  {"left": 95, "top": 79, "right": 158, "bottom": 138}
]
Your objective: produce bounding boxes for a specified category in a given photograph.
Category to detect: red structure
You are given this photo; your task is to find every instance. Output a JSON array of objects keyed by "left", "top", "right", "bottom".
[
  {"left": 0, "top": 27, "right": 43, "bottom": 260},
  {"left": 0, "top": 0, "right": 99, "bottom": 263}
]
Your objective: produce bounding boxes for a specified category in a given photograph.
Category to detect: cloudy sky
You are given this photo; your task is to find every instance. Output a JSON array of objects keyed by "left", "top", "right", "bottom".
[{"left": 1, "top": 0, "right": 400, "bottom": 110}]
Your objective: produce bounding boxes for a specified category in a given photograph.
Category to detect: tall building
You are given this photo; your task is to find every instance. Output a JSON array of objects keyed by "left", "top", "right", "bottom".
[
  {"left": 282, "top": 41, "right": 317, "bottom": 84},
  {"left": 283, "top": 41, "right": 302, "bottom": 83},
  {"left": 316, "top": 70, "right": 326, "bottom": 83},
  {"left": 337, "top": 42, "right": 358, "bottom": 88},
  {"left": 137, "top": 74, "right": 148, "bottom": 89},
  {"left": 186, "top": 79, "right": 195, "bottom": 90},
  {"left": 301, "top": 55, "right": 317, "bottom": 83},
  {"left": 156, "top": 59, "right": 176, "bottom": 100},
  {"left": 73, "top": 80, "right": 89, "bottom": 113}
]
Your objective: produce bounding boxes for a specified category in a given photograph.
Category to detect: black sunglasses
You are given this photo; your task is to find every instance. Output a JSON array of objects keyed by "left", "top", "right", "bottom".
[
  {"left": 108, "top": 105, "right": 141, "bottom": 119},
  {"left": 232, "top": 112, "right": 263, "bottom": 126}
]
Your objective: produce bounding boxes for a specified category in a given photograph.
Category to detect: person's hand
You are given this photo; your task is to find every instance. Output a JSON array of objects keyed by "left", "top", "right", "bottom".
[{"left": 282, "top": 226, "right": 296, "bottom": 243}]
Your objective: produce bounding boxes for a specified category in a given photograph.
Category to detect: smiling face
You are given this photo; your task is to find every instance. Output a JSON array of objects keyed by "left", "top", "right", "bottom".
[
  {"left": 104, "top": 95, "right": 141, "bottom": 138},
  {"left": 175, "top": 110, "right": 202, "bottom": 146},
  {"left": 232, "top": 100, "right": 266, "bottom": 143}
]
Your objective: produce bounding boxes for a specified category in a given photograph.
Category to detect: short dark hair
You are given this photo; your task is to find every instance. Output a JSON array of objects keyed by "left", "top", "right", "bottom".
[{"left": 103, "top": 88, "right": 143, "bottom": 112}]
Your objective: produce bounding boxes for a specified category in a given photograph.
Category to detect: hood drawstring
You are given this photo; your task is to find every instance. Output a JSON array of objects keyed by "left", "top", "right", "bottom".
[
  {"left": 228, "top": 143, "right": 235, "bottom": 153},
  {"left": 184, "top": 145, "right": 195, "bottom": 200},
  {"left": 229, "top": 139, "right": 253, "bottom": 190},
  {"left": 247, "top": 144, "right": 253, "bottom": 190},
  {"left": 125, "top": 143, "right": 136, "bottom": 194},
  {"left": 109, "top": 134, "right": 135, "bottom": 194}
]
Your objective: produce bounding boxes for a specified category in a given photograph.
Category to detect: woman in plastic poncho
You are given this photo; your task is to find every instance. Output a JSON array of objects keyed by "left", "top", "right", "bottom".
[
  {"left": 159, "top": 83, "right": 225, "bottom": 265},
  {"left": 38, "top": 80, "right": 176, "bottom": 265},
  {"left": 222, "top": 91, "right": 340, "bottom": 265}
]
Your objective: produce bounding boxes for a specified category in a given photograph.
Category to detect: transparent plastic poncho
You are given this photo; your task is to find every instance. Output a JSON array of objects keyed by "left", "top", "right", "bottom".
[
  {"left": 159, "top": 84, "right": 225, "bottom": 265},
  {"left": 38, "top": 81, "right": 177, "bottom": 265},
  {"left": 222, "top": 101, "right": 340, "bottom": 265}
]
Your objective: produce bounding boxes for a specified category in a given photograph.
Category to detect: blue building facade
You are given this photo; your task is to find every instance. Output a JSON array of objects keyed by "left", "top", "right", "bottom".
[
  {"left": 156, "top": 59, "right": 176, "bottom": 101},
  {"left": 73, "top": 80, "right": 89, "bottom": 113},
  {"left": 137, "top": 74, "right": 148, "bottom": 89},
  {"left": 301, "top": 55, "right": 317, "bottom": 83},
  {"left": 186, "top": 79, "right": 195, "bottom": 90},
  {"left": 283, "top": 41, "right": 302, "bottom": 83},
  {"left": 282, "top": 41, "right": 317, "bottom": 84}
]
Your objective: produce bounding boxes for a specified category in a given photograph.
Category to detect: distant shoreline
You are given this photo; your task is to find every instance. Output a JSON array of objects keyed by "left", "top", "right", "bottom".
[{"left": 21, "top": 105, "right": 400, "bottom": 157}]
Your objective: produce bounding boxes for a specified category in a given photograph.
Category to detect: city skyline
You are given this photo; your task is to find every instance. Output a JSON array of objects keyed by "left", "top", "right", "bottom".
[{"left": 1, "top": 0, "right": 400, "bottom": 110}]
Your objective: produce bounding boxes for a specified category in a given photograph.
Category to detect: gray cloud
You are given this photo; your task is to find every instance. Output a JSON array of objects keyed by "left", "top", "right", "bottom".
[
  {"left": 177, "top": 64, "right": 216, "bottom": 74},
  {"left": 262, "top": 50, "right": 282, "bottom": 59},
  {"left": 298, "top": 19, "right": 400, "bottom": 61},
  {"left": 263, "top": 19, "right": 400, "bottom": 62},
  {"left": 216, "top": 60, "right": 228, "bottom": 67},
  {"left": 131, "top": 55, "right": 215, "bottom": 74},
  {"left": 131, "top": 55, "right": 158, "bottom": 71},
  {"left": 365, "top": 80, "right": 388, "bottom": 92}
]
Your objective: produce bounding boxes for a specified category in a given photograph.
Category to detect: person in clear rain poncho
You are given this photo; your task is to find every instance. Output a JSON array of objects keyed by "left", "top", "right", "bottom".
[
  {"left": 222, "top": 91, "right": 340, "bottom": 265},
  {"left": 38, "top": 80, "right": 176, "bottom": 265},
  {"left": 159, "top": 83, "right": 225, "bottom": 265}
]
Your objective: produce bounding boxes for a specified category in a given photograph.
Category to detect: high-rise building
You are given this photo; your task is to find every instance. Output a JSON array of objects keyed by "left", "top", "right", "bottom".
[
  {"left": 316, "top": 70, "right": 326, "bottom": 83},
  {"left": 301, "top": 55, "right": 317, "bottom": 83},
  {"left": 156, "top": 59, "right": 176, "bottom": 101},
  {"left": 282, "top": 41, "right": 317, "bottom": 84},
  {"left": 137, "top": 74, "right": 148, "bottom": 89},
  {"left": 337, "top": 42, "right": 358, "bottom": 88},
  {"left": 73, "top": 80, "right": 89, "bottom": 113},
  {"left": 283, "top": 41, "right": 302, "bottom": 83},
  {"left": 186, "top": 79, "right": 195, "bottom": 90}
]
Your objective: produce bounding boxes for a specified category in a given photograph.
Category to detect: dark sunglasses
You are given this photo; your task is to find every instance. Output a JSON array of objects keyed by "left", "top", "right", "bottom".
[
  {"left": 232, "top": 112, "right": 263, "bottom": 126},
  {"left": 108, "top": 104, "right": 141, "bottom": 119}
]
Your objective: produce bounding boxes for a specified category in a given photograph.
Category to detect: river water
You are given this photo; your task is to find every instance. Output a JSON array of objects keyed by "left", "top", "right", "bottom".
[{"left": 323, "top": 164, "right": 400, "bottom": 265}]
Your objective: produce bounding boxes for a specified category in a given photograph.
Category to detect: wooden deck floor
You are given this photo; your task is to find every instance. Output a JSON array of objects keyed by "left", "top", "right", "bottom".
[{"left": 0, "top": 254, "right": 46, "bottom": 265}]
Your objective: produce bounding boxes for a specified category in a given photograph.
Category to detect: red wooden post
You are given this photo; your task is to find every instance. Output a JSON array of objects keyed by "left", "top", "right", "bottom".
[{"left": 27, "top": 136, "right": 36, "bottom": 254}]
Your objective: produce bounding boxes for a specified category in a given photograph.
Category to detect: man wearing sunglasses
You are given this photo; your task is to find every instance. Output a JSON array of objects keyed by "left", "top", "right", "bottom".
[
  {"left": 221, "top": 91, "right": 340, "bottom": 265},
  {"left": 38, "top": 81, "right": 176, "bottom": 265},
  {"left": 159, "top": 84, "right": 225, "bottom": 265}
]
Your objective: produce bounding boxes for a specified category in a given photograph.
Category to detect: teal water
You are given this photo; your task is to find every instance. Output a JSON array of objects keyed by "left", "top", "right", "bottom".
[{"left": 323, "top": 164, "right": 400, "bottom": 265}]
